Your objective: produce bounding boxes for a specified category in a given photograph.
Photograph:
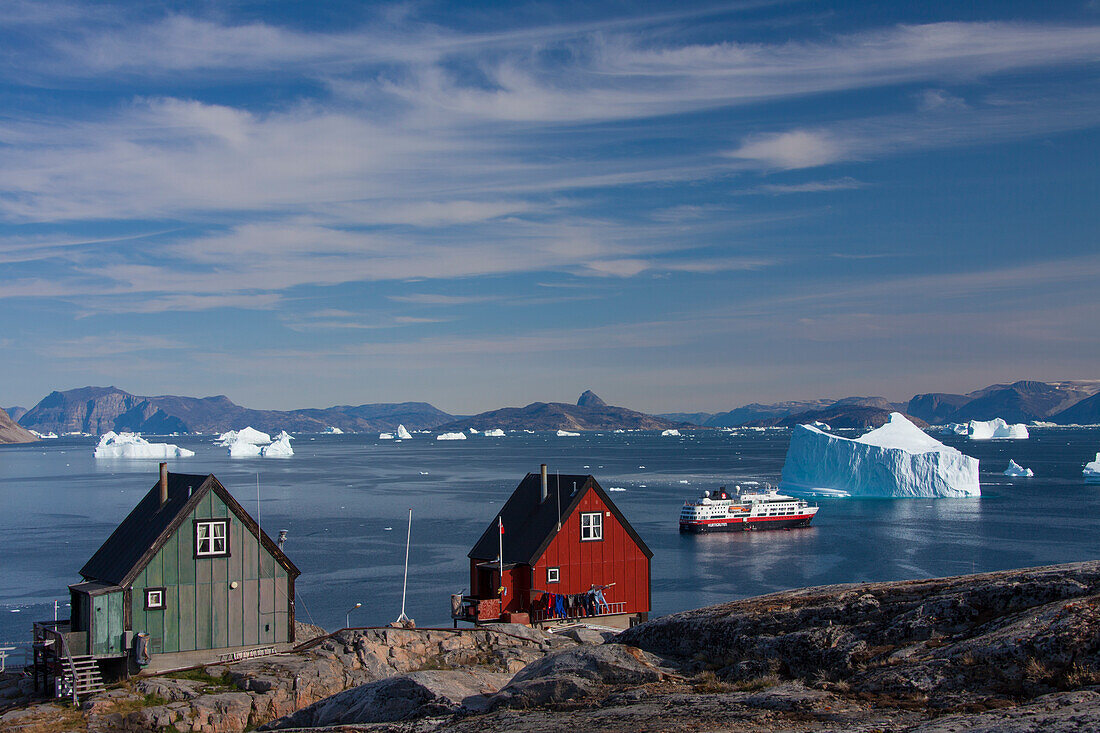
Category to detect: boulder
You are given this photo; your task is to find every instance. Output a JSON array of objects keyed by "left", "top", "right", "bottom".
[{"left": 262, "top": 669, "right": 509, "bottom": 729}]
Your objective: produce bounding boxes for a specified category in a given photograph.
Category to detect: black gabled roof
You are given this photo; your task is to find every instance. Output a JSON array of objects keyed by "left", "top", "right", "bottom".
[
  {"left": 468, "top": 472, "right": 652, "bottom": 565},
  {"left": 78, "top": 471, "right": 299, "bottom": 587}
]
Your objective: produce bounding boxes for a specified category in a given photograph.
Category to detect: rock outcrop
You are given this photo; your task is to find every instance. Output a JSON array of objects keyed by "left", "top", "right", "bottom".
[{"left": 0, "top": 406, "right": 37, "bottom": 443}]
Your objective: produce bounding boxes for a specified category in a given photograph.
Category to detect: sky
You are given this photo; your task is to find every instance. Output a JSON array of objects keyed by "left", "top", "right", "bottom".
[{"left": 1, "top": 0, "right": 1099, "bottom": 415}]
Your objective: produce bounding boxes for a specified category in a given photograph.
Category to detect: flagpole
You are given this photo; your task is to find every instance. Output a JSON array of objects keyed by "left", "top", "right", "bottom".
[
  {"left": 498, "top": 516, "right": 503, "bottom": 598},
  {"left": 396, "top": 508, "right": 412, "bottom": 624}
]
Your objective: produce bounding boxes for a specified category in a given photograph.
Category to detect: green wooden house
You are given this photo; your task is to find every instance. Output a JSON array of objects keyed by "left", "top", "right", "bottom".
[{"left": 34, "top": 464, "right": 300, "bottom": 695}]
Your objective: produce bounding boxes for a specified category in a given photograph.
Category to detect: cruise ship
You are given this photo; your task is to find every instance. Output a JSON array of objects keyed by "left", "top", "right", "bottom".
[{"left": 679, "top": 484, "right": 818, "bottom": 533}]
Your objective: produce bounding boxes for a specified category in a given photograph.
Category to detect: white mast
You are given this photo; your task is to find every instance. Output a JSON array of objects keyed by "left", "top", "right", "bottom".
[{"left": 396, "top": 508, "right": 413, "bottom": 624}]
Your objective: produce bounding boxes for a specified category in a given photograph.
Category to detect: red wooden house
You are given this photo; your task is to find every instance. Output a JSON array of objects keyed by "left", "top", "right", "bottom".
[{"left": 454, "top": 465, "right": 651, "bottom": 629}]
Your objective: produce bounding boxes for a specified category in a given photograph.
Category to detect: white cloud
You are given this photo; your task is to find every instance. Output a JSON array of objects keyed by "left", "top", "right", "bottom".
[{"left": 728, "top": 130, "right": 845, "bottom": 169}]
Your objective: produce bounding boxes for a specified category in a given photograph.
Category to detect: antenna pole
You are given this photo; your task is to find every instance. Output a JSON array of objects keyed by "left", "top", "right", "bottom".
[
  {"left": 396, "top": 509, "right": 412, "bottom": 623},
  {"left": 556, "top": 474, "right": 561, "bottom": 531}
]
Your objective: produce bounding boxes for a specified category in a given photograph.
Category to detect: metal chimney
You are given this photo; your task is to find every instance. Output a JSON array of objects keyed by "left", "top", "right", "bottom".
[
  {"left": 540, "top": 464, "right": 548, "bottom": 503},
  {"left": 159, "top": 462, "right": 168, "bottom": 508}
]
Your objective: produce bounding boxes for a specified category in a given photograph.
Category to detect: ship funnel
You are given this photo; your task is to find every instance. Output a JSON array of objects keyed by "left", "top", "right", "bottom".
[{"left": 540, "top": 464, "right": 548, "bottom": 503}]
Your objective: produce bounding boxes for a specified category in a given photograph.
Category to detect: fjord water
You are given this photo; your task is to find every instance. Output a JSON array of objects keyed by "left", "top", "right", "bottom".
[{"left": 2, "top": 428, "right": 1099, "bottom": 653}]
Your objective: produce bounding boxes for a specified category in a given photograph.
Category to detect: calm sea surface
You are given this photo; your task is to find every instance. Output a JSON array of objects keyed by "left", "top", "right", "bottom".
[{"left": 3, "top": 428, "right": 1099, "bottom": 658}]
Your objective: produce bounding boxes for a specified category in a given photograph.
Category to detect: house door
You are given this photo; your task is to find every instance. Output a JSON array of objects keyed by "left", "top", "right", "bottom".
[{"left": 477, "top": 568, "right": 500, "bottom": 598}]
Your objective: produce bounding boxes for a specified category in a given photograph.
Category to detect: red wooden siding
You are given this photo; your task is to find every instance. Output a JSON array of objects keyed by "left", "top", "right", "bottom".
[{"left": 529, "top": 489, "right": 649, "bottom": 615}]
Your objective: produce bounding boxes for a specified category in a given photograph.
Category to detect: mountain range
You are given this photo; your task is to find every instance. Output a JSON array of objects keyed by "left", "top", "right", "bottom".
[
  {"left": 4, "top": 379, "right": 1099, "bottom": 443},
  {"left": 657, "top": 380, "right": 1100, "bottom": 428},
  {"left": 13, "top": 386, "right": 453, "bottom": 436}
]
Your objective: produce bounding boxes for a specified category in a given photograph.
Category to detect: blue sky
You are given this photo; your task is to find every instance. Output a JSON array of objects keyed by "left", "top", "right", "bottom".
[{"left": 2, "top": 0, "right": 1099, "bottom": 414}]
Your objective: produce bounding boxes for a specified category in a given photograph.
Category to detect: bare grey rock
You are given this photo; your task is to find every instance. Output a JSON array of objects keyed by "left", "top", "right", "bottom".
[{"left": 262, "top": 669, "right": 509, "bottom": 729}]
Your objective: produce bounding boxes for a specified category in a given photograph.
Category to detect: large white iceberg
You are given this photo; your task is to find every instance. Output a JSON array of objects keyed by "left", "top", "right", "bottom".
[
  {"left": 95, "top": 432, "right": 195, "bottom": 459},
  {"left": 261, "top": 432, "right": 294, "bottom": 457},
  {"left": 968, "top": 419, "right": 1029, "bottom": 440},
  {"left": 1003, "top": 460, "right": 1033, "bottom": 477},
  {"left": 483, "top": 428, "right": 505, "bottom": 437},
  {"left": 227, "top": 438, "right": 262, "bottom": 457},
  {"left": 436, "top": 432, "right": 467, "bottom": 441},
  {"left": 661, "top": 429, "right": 681, "bottom": 437},
  {"left": 780, "top": 413, "right": 980, "bottom": 498},
  {"left": 379, "top": 432, "right": 394, "bottom": 440},
  {"left": 556, "top": 430, "right": 580, "bottom": 437},
  {"left": 1084, "top": 454, "right": 1100, "bottom": 483},
  {"left": 216, "top": 427, "right": 271, "bottom": 446},
  {"left": 396, "top": 425, "right": 412, "bottom": 440}
]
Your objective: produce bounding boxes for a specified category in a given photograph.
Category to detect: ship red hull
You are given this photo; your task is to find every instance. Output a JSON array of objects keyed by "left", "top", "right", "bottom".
[{"left": 679, "top": 513, "right": 816, "bottom": 533}]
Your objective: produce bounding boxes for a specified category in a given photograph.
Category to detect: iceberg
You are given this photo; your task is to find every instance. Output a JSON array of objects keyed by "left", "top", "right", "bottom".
[
  {"left": 469, "top": 428, "right": 479, "bottom": 434},
  {"left": 379, "top": 432, "right": 394, "bottom": 440},
  {"left": 396, "top": 425, "right": 412, "bottom": 440},
  {"left": 808, "top": 421, "right": 831, "bottom": 431},
  {"left": 1084, "top": 454, "right": 1100, "bottom": 483},
  {"left": 30, "top": 430, "right": 59, "bottom": 439},
  {"left": 968, "top": 419, "right": 1029, "bottom": 441},
  {"left": 556, "top": 430, "right": 580, "bottom": 437},
  {"left": 215, "top": 427, "right": 271, "bottom": 446},
  {"left": 261, "top": 433, "right": 294, "bottom": 457},
  {"left": 322, "top": 426, "right": 344, "bottom": 434},
  {"left": 661, "top": 429, "right": 681, "bottom": 437},
  {"left": 780, "top": 413, "right": 980, "bottom": 498},
  {"left": 436, "top": 432, "right": 467, "bottom": 441},
  {"left": 1003, "top": 460, "right": 1034, "bottom": 477},
  {"left": 484, "top": 428, "right": 505, "bottom": 437},
  {"left": 227, "top": 438, "right": 262, "bottom": 457},
  {"left": 95, "top": 432, "right": 195, "bottom": 459}
]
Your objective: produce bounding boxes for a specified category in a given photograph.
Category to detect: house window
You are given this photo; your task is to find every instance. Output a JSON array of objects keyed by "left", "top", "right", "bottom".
[
  {"left": 195, "top": 519, "right": 229, "bottom": 557},
  {"left": 580, "top": 512, "right": 603, "bottom": 541},
  {"left": 547, "top": 567, "right": 560, "bottom": 583},
  {"left": 145, "top": 588, "right": 166, "bottom": 610}
]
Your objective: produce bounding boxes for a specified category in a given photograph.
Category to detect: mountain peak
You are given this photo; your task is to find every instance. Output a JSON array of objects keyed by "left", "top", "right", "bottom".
[{"left": 577, "top": 390, "right": 607, "bottom": 408}]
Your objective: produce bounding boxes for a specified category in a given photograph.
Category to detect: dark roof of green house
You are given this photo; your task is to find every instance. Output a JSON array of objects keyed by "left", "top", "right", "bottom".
[
  {"left": 468, "top": 472, "right": 652, "bottom": 565},
  {"left": 78, "top": 472, "right": 299, "bottom": 587}
]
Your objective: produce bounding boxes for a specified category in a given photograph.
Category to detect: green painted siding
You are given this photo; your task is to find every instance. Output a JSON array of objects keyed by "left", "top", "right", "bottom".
[
  {"left": 129, "top": 490, "right": 291, "bottom": 655},
  {"left": 90, "top": 590, "right": 125, "bottom": 656}
]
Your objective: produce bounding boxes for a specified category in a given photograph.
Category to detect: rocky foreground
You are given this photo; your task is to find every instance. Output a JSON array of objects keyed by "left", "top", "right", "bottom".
[{"left": 6, "top": 561, "right": 1100, "bottom": 731}]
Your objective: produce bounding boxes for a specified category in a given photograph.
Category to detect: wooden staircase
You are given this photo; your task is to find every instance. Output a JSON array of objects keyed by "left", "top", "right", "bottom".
[{"left": 62, "top": 656, "right": 105, "bottom": 698}]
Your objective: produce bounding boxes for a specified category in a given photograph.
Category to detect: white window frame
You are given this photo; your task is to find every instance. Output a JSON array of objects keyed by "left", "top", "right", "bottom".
[
  {"left": 145, "top": 588, "right": 165, "bottom": 610},
  {"left": 580, "top": 512, "right": 603, "bottom": 541},
  {"left": 195, "top": 519, "right": 229, "bottom": 557},
  {"left": 547, "top": 567, "right": 560, "bottom": 584}
]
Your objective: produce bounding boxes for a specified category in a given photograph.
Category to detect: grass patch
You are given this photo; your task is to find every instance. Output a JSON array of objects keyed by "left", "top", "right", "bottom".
[
  {"left": 731, "top": 674, "right": 780, "bottom": 692},
  {"left": 165, "top": 668, "right": 235, "bottom": 688},
  {"left": 692, "top": 671, "right": 734, "bottom": 694}
]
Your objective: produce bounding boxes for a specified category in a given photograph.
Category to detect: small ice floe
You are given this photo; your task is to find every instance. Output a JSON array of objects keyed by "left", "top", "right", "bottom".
[
  {"left": 583, "top": 465, "right": 590, "bottom": 469},
  {"left": 678, "top": 480, "right": 690, "bottom": 484},
  {"left": 1003, "top": 460, "right": 1034, "bottom": 477},
  {"left": 638, "top": 465, "right": 645, "bottom": 469},
  {"left": 609, "top": 487, "right": 627, "bottom": 492},
  {"left": 469, "top": 428, "right": 480, "bottom": 434},
  {"left": 484, "top": 429, "right": 505, "bottom": 437},
  {"left": 10, "top": 608, "right": 21, "bottom": 613},
  {"left": 436, "top": 432, "right": 467, "bottom": 440},
  {"left": 661, "top": 429, "right": 681, "bottom": 437},
  {"left": 384, "top": 527, "right": 393, "bottom": 531},
  {"left": 638, "top": 484, "right": 647, "bottom": 488},
  {"left": 1084, "top": 454, "right": 1100, "bottom": 483},
  {"left": 379, "top": 432, "right": 394, "bottom": 440},
  {"left": 556, "top": 430, "right": 580, "bottom": 437}
]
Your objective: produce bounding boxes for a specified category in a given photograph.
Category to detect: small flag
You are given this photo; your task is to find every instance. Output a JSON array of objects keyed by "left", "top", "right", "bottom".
[{"left": 499, "top": 517, "right": 504, "bottom": 534}]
